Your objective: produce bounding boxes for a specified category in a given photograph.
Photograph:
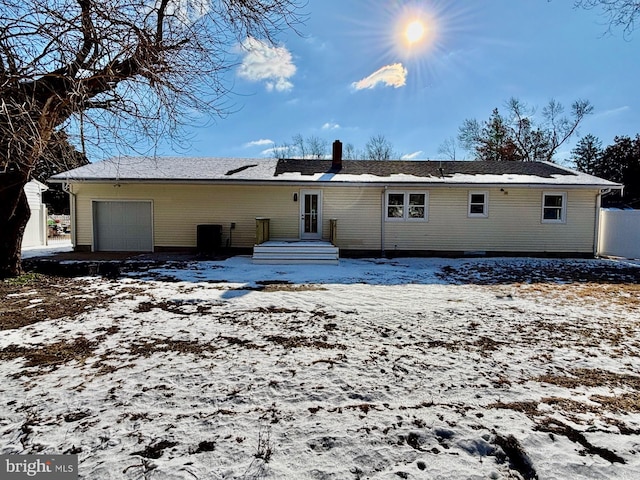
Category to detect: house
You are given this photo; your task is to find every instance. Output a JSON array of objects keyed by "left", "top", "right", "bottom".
[
  {"left": 21, "top": 179, "right": 49, "bottom": 249},
  {"left": 49, "top": 141, "right": 622, "bottom": 261}
]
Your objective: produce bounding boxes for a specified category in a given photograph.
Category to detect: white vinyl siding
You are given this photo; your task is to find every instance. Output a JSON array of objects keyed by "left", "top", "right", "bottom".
[
  {"left": 71, "top": 184, "right": 599, "bottom": 254},
  {"left": 322, "top": 187, "right": 381, "bottom": 250},
  {"left": 384, "top": 188, "right": 597, "bottom": 253},
  {"left": 74, "top": 184, "right": 303, "bottom": 249}
]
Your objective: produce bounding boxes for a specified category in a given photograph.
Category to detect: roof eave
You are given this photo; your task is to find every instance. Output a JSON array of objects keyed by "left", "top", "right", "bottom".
[{"left": 48, "top": 177, "right": 624, "bottom": 190}]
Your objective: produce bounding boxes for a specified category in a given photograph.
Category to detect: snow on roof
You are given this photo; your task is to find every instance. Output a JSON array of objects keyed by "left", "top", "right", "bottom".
[{"left": 50, "top": 156, "right": 622, "bottom": 188}]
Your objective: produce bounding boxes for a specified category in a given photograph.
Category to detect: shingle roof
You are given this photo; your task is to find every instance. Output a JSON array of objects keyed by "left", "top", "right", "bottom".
[
  {"left": 275, "top": 159, "right": 575, "bottom": 178},
  {"left": 49, "top": 156, "right": 622, "bottom": 189},
  {"left": 50, "top": 156, "right": 278, "bottom": 181}
]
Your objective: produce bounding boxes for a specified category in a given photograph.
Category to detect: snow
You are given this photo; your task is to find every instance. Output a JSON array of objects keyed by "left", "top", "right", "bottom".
[
  {"left": 273, "top": 171, "right": 619, "bottom": 187},
  {"left": 51, "top": 156, "right": 620, "bottom": 188},
  {"left": 21, "top": 242, "right": 73, "bottom": 259},
  {"left": 1, "top": 256, "right": 640, "bottom": 479}
]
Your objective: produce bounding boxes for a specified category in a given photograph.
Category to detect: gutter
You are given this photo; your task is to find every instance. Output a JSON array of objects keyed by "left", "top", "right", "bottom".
[{"left": 48, "top": 177, "right": 624, "bottom": 191}]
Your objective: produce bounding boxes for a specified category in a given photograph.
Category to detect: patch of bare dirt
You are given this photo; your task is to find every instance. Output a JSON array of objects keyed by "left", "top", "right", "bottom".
[
  {"left": 264, "top": 334, "right": 346, "bottom": 350},
  {"left": 514, "top": 282, "right": 640, "bottom": 309},
  {"left": 127, "top": 339, "right": 221, "bottom": 358},
  {"left": 0, "top": 274, "right": 108, "bottom": 330},
  {"left": 438, "top": 260, "right": 640, "bottom": 285},
  {"left": 536, "top": 368, "right": 640, "bottom": 390},
  {"left": 0, "top": 336, "right": 98, "bottom": 375}
]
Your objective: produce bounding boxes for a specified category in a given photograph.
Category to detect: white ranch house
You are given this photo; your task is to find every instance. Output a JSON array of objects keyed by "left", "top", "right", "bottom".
[{"left": 50, "top": 143, "right": 622, "bottom": 263}]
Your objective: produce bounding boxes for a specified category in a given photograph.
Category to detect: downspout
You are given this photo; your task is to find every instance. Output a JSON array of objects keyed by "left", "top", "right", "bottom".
[
  {"left": 63, "top": 182, "right": 77, "bottom": 249},
  {"left": 593, "top": 188, "right": 611, "bottom": 257},
  {"left": 381, "top": 186, "right": 387, "bottom": 257}
]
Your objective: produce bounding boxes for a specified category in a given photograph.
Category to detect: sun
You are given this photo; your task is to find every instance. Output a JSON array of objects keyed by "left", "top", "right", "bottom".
[
  {"left": 405, "top": 20, "right": 426, "bottom": 45},
  {"left": 393, "top": 8, "right": 438, "bottom": 57}
]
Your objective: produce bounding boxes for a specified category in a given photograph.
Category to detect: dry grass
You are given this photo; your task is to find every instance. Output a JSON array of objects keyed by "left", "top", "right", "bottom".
[
  {"left": 0, "top": 274, "right": 108, "bottom": 330},
  {"left": 515, "top": 282, "right": 640, "bottom": 309},
  {"left": 536, "top": 368, "right": 640, "bottom": 390},
  {"left": 0, "top": 336, "right": 97, "bottom": 373}
]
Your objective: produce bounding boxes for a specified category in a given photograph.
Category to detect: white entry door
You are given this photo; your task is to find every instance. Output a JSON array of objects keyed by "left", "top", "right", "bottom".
[{"left": 300, "top": 190, "right": 322, "bottom": 240}]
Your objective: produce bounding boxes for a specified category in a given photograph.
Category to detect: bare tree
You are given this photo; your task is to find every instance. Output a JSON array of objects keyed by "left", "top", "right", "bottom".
[
  {"left": 268, "top": 142, "right": 295, "bottom": 159},
  {"left": 277, "top": 134, "right": 328, "bottom": 159},
  {"left": 437, "top": 136, "right": 458, "bottom": 160},
  {"left": 306, "top": 135, "right": 329, "bottom": 159},
  {"left": 574, "top": 0, "right": 640, "bottom": 37},
  {"left": 342, "top": 142, "right": 359, "bottom": 160},
  {"left": 365, "top": 134, "right": 396, "bottom": 161},
  {"left": 0, "top": 0, "right": 303, "bottom": 277},
  {"left": 291, "top": 134, "right": 307, "bottom": 159}
]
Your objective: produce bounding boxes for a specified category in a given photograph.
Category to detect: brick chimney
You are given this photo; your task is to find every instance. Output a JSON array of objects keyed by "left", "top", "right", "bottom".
[{"left": 332, "top": 140, "right": 343, "bottom": 170}]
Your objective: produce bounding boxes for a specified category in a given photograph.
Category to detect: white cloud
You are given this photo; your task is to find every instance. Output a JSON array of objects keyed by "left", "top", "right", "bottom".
[
  {"left": 237, "top": 37, "right": 296, "bottom": 92},
  {"left": 593, "top": 106, "right": 630, "bottom": 119},
  {"left": 322, "top": 122, "right": 341, "bottom": 130},
  {"left": 152, "top": 0, "right": 209, "bottom": 25},
  {"left": 244, "top": 139, "right": 274, "bottom": 148},
  {"left": 260, "top": 146, "right": 288, "bottom": 157},
  {"left": 352, "top": 63, "right": 408, "bottom": 90},
  {"left": 401, "top": 151, "right": 424, "bottom": 160}
]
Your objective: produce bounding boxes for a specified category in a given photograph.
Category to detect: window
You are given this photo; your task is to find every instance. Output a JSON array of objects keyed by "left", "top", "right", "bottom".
[
  {"left": 386, "top": 191, "right": 428, "bottom": 221},
  {"left": 542, "top": 192, "right": 567, "bottom": 223},
  {"left": 387, "top": 193, "right": 405, "bottom": 219},
  {"left": 468, "top": 191, "right": 488, "bottom": 218}
]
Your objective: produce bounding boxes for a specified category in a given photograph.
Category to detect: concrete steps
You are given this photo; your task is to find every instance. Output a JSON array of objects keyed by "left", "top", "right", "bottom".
[{"left": 253, "top": 240, "right": 339, "bottom": 265}]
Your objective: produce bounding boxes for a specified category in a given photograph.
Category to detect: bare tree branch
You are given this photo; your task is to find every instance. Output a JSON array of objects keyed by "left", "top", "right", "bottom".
[
  {"left": 574, "top": 0, "right": 640, "bottom": 37},
  {"left": 0, "top": 0, "right": 305, "bottom": 277}
]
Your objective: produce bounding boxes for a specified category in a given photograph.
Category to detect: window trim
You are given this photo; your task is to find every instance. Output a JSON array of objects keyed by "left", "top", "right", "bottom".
[
  {"left": 542, "top": 191, "right": 567, "bottom": 224},
  {"left": 385, "top": 191, "right": 429, "bottom": 222},
  {"left": 468, "top": 191, "right": 489, "bottom": 218}
]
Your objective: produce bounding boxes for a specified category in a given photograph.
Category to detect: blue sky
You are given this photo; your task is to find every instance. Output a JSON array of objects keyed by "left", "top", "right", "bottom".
[{"left": 156, "top": 0, "right": 639, "bottom": 163}]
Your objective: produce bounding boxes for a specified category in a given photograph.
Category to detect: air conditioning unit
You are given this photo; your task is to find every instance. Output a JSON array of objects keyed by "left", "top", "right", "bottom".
[{"left": 196, "top": 224, "right": 222, "bottom": 254}]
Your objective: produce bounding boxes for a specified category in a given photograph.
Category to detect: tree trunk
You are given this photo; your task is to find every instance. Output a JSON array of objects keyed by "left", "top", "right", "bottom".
[{"left": 0, "top": 177, "right": 31, "bottom": 279}]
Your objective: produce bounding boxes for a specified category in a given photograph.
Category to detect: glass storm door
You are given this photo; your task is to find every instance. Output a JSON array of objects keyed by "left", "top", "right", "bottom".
[{"left": 300, "top": 190, "right": 322, "bottom": 240}]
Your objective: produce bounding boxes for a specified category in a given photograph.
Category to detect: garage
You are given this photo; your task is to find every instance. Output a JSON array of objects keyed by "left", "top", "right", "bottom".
[{"left": 93, "top": 201, "right": 153, "bottom": 252}]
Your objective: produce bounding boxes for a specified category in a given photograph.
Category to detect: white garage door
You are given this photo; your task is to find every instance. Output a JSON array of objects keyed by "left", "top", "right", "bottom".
[{"left": 93, "top": 201, "right": 153, "bottom": 252}]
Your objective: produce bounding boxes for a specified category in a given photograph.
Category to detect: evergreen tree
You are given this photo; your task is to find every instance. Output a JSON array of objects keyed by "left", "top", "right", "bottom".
[
  {"left": 571, "top": 134, "right": 603, "bottom": 174},
  {"left": 458, "top": 98, "right": 592, "bottom": 162},
  {"left": 573, "top": 134, "right": 640, "bottom": 207},
  {"left": 601, "top": 135, "right": 640, "bottom": 205}
]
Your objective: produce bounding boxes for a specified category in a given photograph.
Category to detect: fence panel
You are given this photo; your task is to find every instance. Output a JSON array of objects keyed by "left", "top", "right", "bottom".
[{"left": 598, "top": 209, "right": 640, "bottom": 259}]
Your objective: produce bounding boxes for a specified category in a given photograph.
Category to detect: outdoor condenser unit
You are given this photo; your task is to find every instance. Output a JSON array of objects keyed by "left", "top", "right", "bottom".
[{"left": 196, "top": 224, "right": 222, "bottom": 254}]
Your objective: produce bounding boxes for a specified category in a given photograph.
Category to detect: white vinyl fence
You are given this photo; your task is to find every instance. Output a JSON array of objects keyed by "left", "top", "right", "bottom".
[
  {"left": 598, "top": 208, "right": 640, "bottom": 259},
  {"left": 21, "top": 180, "right": 48, "bottom": 248}
]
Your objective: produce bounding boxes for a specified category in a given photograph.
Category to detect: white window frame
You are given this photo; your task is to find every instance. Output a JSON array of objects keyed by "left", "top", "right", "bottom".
[
  {"left": 468, "top": 191, "right": 489, "bottom": 218},
  {"left": 385, "top": 191, "right": 428, "bottom": 222},
  {"left": 542, "top": 191, "right": 567, "bottom": 224}
]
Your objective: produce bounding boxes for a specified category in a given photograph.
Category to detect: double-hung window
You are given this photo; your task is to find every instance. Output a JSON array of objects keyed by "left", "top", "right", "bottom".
[
  {"left": 468, "top": 191, "right": 488, "bottom": 218},
  {"left": 542, "top": 192, "right": 567, "bottom": 223},
  {"left": 386, "top": 191, "right": 428, "bottom": 221}
]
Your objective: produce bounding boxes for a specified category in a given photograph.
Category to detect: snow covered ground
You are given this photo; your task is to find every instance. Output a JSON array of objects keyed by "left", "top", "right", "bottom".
[{"left": 1, "top": 256, "right": 640, "bottom": 479}]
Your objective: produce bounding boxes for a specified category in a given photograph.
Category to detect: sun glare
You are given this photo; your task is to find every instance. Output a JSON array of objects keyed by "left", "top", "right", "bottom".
[
  {"left": 393, "top": 7, "right": 437, "bottom": 57},
  {"left": 347, "top": 1, "right": 474, "bottom": 90},
  {"left": 405, "top": 20, "right": 425, "bottom": 44}
]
